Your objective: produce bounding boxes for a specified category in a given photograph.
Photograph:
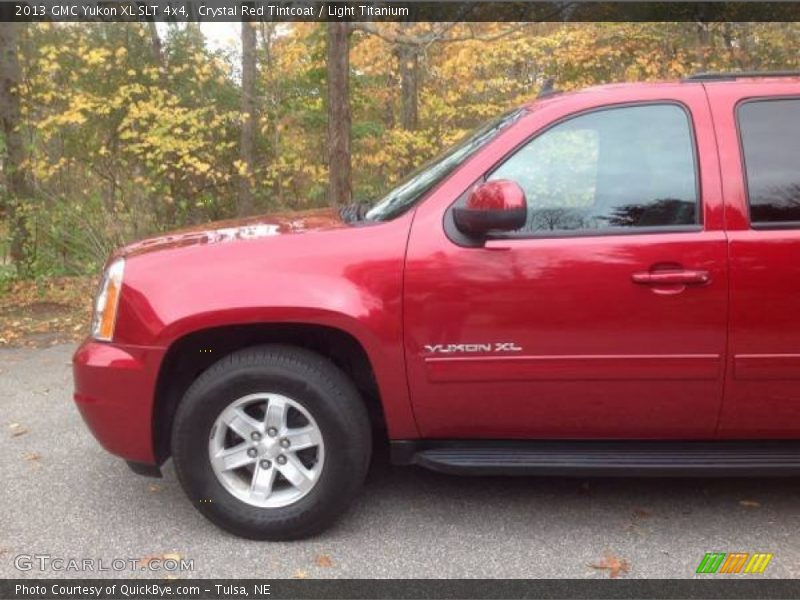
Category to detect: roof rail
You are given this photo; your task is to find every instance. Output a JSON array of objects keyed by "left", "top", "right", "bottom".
[{"left": 683, "top": 70, "right": 800, "bottom": 82}]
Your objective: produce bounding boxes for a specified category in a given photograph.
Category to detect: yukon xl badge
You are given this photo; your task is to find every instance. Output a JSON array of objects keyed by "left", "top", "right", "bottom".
[{"left": 424, "top": 342, "right": 523, "bottom": 354}]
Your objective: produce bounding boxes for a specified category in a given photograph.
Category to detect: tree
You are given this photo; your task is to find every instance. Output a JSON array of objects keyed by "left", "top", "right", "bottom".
[
  {"left": 145, "top": 21, "right": 164, "bottom": 68},
  {"left": 238, "top": 19, "right": 257, "bottom": 216},
  {"left": 327, "top": 22, "right": 351, "bottom": 207},
  {"left": 396, "top": 42, "right": 419, "bottom": 130},
  {"left": 0, "top": 22, "right": 34, "bottom": 275}
]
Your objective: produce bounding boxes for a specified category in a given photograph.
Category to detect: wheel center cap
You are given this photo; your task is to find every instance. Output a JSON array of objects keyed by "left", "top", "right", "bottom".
[{"left": 258, "top": 439, "right": 280, "bottom": 459}]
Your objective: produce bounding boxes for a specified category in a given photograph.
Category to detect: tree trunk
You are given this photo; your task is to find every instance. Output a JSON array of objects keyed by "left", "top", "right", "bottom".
[
  {"left": 327, "top": 22, "right": 351, "bottom": 207},
  {"left": 397, "top": 44, "right": 419, "bottom": 130},
  {"left": 695, "top": 21, "right": 710, "bottom": 70},
  {"left": 0, "top": 22, "right": 33, "bottom": 276},
  {"left": 238, "top": 19, "right": 257, "bottom": 217},
  {"left": 146, "top": 21, "right": 164, "bottom": 68},
  {"left": 260, "top": 23, "right": 284, "bottom": 205}
]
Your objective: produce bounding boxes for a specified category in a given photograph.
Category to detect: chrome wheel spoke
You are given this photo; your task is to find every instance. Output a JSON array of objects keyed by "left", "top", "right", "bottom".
[
  {"left": 250, "top": 464, "right": 277, "bottom": 500},
  {"left": 209, "top": 393, "right": 325, "bottom": 508},
  {"left": 264, "top": 396, "right": 289, "bottom": 431},
  {"left": 285, "top": 426, "right": 322, "bottom": 451},
  {"left": 213, "top": 443, "right": 255, "bottom": 472},
  {"left": 225, "top": 407, "right": 262, "bottom": 440},
  {"left": 277, "top": 454, "right": 316, "bottom": 493}
]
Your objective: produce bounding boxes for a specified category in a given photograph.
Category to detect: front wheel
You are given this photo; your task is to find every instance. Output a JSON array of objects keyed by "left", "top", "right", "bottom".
[{"left": 171, "top": 345, "right": 372, "bottom": 540}]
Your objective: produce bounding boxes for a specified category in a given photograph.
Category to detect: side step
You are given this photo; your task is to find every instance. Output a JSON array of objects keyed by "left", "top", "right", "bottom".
[{"left": 391, "top": 440, "right": 800, "bottom": 477}]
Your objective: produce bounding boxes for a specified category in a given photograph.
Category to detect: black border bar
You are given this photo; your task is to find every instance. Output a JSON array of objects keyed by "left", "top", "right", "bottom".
[
  {"left": 5, "top": 579, "right": 800, "bottom": 599},
  {"left": 3, "top": 1, "right": 800, "bottom": 22}
]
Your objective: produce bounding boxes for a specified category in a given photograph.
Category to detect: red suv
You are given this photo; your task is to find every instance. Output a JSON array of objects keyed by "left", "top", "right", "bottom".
[{"left": 74, "top": 72, "right": 800, "bottom": 539}]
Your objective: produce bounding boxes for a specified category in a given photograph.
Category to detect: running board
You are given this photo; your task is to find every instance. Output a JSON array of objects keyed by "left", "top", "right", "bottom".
[{"left": 390, "top": 440, "right": 800, "bottom": 477}]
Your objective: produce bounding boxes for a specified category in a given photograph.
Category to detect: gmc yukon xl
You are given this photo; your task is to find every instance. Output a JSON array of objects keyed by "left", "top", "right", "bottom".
[{"left": 73, "top": 72, "right": 800, "bottom": 539}]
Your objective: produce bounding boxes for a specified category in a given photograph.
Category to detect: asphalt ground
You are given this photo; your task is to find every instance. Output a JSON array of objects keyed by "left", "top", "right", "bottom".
[{"left": 2, "top": 343, "right": 800, "bottom": 579}]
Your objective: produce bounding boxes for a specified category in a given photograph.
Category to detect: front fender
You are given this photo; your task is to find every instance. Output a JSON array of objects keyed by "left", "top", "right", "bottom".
[{"left": 112, "top": 215, "right": 418, "bottom": 438}]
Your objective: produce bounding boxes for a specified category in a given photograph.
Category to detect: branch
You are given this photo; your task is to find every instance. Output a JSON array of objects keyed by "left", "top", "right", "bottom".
[
  {"left": 433, "top": 23, "right": 534, "bottom": 45},
  {"left": 352, "top": 21, "right": 538, "bottom": 49}
]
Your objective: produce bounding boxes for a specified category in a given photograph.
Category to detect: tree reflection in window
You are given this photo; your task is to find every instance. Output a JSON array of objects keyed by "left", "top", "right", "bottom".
[
  {"left": 739, "top": 100, "right": 800, "bottom": 226},
  {"left": 487, "top": 104, "right": 698, "bottom": 235}
]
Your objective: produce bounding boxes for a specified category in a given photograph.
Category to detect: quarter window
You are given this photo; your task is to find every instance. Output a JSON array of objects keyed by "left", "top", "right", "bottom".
[
  {"left": 487, "top": 104, "right": 699, "bottom": 235},
  {"left": 738, "top": 99, "right": 800, "bottom": 226}
]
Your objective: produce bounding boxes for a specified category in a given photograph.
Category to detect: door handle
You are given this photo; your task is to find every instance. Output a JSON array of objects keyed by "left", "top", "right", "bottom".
[{"left": 631, "top": 269, "right": 711, "bottom": 286}]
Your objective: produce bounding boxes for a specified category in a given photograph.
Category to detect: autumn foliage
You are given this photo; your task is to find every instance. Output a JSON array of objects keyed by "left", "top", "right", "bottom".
[{"left": 1, "top": 22, "right": 799, "bottom": 279}]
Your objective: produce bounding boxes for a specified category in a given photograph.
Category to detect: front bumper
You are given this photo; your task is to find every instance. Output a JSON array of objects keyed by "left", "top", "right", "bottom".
[{"left": 72, "top": 339, "right": 166, "bottom": 465}]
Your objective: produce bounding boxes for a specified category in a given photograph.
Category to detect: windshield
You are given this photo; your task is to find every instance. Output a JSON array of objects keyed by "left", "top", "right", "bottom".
[{"left": 364, "top": 108, "right": 527, "bottom": 222}]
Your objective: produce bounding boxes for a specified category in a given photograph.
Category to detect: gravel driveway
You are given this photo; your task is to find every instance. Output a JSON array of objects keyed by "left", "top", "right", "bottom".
[{"left": 2, "top": 343, "right": 799, "bottom": 579}]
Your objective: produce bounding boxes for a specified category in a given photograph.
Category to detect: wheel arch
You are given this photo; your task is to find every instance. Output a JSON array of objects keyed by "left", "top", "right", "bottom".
[{"left": 152, "top": 322, "right": 387, "bottom": 465}]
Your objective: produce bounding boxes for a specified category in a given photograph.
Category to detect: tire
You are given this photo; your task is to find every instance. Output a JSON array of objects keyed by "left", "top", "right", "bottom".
[{"left": 171, "top": 344, "right": 372, "bottom": 540}]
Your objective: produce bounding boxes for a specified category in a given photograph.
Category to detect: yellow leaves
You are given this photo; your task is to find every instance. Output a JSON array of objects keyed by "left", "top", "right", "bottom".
[
  {"left": 30, "top": 156, "right": 68, "bottom": 181},
  {"left": 233, "top": 160, "right": 249, "bottom": 177},
  {"left": 63, "top": 111, "right": 87, "bottom": 125},
  {"left": 192, "top": 161, "right": 211, "bottom": 175},
  {"left": 84, "top": 48, "right": 110, "bottom": 66}
]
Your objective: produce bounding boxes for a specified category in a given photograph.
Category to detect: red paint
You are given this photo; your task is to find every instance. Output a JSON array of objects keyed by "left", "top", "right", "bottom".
[
  {"left": 425, "top": 355, "right": 722, "bottom": 383},
  {"left": 704, "top": 80, "right": 800, "bottom": 437},
  {"left": 73, "top": 77, "right": 800, "bottom": 466},
  {"left": 467, "top": 179, "right": 526, "bottom": 211},
  {"left": 73, "top": 342, "right": 165, "bottom": 463}
]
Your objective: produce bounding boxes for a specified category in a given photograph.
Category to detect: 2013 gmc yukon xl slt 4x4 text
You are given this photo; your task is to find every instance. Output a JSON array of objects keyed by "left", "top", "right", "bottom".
[{"left": 73, "top": 73, "right": 800, "bottom": 539}]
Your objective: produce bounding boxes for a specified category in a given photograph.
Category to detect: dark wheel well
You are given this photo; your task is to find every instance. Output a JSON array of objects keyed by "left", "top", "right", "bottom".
[{"left": 152, "top": 324, "right": 385, "bottom": 464}]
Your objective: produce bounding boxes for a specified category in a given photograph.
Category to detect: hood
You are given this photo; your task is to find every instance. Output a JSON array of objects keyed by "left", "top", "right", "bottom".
[{"left": 117, "top": 207, "right": 346, "bottom": 259}]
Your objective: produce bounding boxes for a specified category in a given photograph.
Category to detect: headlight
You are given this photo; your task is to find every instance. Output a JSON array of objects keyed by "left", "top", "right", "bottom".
[{"left": 91, "top": 258, "right": 125, "bottom": 341}]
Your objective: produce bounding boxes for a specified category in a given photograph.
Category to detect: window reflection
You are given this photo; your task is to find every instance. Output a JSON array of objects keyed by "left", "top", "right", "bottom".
[
  {"left": 739, "top": 99, "right": 800, "bottom": 225},
  {"left": 486, "top": 104, "right": 698, "bottom": 234}
]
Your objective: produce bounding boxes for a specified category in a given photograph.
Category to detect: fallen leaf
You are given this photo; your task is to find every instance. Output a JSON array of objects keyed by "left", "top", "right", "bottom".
[
  {"left": 23, "top": 452, "right": 42, "bottom": 469},
  {"left": 9, "top": 423, "right": 29, "bottom": 437},
  {"left": 148, "top": 484, "right": 162, "bottom": 493},
  {"left": 739, "top": 500, "right": 761, "bottom": 508},
  {"left": 633, "top": 507, "right": 652, "bottom": 518},
  {"left": 314, "top": 554, "right": 333, "bottom": 568},
  {"left": 292, "top": 569, "right": 308, "bottom": 579},
  {"left": 141, "top": 555, "right": 161, "bottom": 567},
  {"left": 589, "top": 553, "right": 630, "bottom": 578},
  {"left": 141, "top": 553, "right": 181, "bottom": 567}
]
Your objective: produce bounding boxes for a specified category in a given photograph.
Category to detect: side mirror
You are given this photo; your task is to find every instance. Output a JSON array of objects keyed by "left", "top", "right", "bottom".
[{"left": 453, "top": 180, "right": 527, "bottom": 238}]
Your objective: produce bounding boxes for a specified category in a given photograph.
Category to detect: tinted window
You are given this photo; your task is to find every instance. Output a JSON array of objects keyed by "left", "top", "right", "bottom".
[
  {"left": 487, "top": 104, "right": 698, "bottom": 234},
  {"left": 739, "top": 99, "right": 800, "bottom": 225}
]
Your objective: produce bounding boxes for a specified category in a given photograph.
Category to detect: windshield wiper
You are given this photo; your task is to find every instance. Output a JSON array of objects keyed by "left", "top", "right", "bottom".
[{"left": 338, "top": 202, "right": 371, "bottom": 224}]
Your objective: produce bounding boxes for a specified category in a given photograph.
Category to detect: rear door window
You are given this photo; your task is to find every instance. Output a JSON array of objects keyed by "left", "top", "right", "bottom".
[{"left": 738, "top": 98, "right": 800, "bottom": 226}]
